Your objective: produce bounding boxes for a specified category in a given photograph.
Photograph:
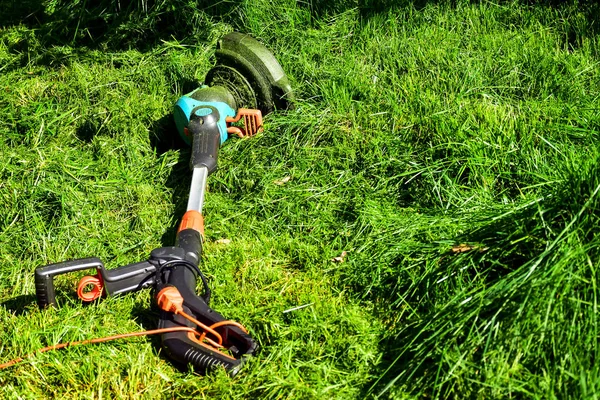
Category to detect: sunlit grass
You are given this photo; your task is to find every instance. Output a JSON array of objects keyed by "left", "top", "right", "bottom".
[{"left": 0, "top": 0, "right": 599, "bottom": 398}]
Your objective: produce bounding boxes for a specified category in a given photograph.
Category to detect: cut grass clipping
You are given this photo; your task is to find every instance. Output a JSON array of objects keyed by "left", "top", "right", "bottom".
[{"left": 1, "top": 0, "right": 599, "bottom": 398}]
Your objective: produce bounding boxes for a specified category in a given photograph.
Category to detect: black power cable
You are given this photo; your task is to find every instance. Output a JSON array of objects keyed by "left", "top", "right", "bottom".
[{"left": 155, "top": 259, "right": 211, "bottom": 304}]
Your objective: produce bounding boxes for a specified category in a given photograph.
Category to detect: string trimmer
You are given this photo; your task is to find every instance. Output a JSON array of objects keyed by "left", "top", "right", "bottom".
[{"left": 4, "top": 33, "right": 292, "bottom": 375}]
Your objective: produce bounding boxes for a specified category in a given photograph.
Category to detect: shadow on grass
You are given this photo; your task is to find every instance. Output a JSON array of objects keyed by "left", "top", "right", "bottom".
[
  {"left": 70, "top": 104, "right": 191, "bottom": 247},
  {"left": 5, "top": 0, "right": 595, "bottom": 49},
  {"left": 147, "top": 114, "right": 193, "bottom": 246},
  {"left": 2, "top": 0, "right": 597, "bottom": 74},
  {"left": 0, "top": 286, "right": 109, "bottom": 316},
  {"left": 2, "top": 0, "right": 229, "bottom": 51},
  {"left": 0, "top": 294, "right": 38, "bottom": 316}
]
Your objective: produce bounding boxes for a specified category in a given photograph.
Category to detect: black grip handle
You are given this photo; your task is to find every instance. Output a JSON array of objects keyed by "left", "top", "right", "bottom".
[
  {"left": 188, "top": 106, "right": 221, "bottom": 174},
  {"left": 99, "top": 260, "right": 157, "bottom": 296},
  {"left": 160, "top": 312, "right": 245, "bottom": 374},
  {"left": 158, "top": 261, "right": 259, "bottom": 375},
  {"left": 35, "top": 258, "right": 104, "bottom": 308}
]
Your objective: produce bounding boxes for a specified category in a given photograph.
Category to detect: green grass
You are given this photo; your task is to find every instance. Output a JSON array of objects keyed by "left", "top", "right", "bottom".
[{"left": 1, "top": 0, "right": 599, "bottom": 398}]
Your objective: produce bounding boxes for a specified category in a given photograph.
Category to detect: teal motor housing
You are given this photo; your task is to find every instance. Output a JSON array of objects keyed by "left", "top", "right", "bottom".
[{"left": 174, "top": 86, "right": 237, "bottom": 146}]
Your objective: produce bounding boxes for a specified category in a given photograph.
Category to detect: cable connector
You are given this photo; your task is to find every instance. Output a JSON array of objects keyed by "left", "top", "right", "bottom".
[{"left": 156, "top": 286, "right": 184, "bottom": 314}]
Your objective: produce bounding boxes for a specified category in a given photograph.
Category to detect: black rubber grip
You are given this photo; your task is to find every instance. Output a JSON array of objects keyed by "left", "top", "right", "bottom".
[
  {"left": 158, "top": 230, "right": 259, "bottom": 374},
  {"left": 35, "top": 258, "right": 104, "bottom": 308},
  {"left": 158, "top": 281, "right": 257, "bottom": 376},
  {"left": 160, "top": 312, "right": 245, "bottom": 374},
  {"left": 188, "top": 106, "right": 221, "bottom": 174}
]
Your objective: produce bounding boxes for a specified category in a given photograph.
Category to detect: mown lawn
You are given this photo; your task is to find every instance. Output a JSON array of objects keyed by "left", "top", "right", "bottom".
[{"left": 1, "top": 0, "right": 599, "bottom": 398}]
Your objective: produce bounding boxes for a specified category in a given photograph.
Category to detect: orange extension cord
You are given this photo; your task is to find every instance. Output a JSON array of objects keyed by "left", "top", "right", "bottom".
[
  {"left": 0, "top": 286, "right": 248, "bottom": 370},
  {"left": 0, "top": 327, "right": 199, "bottom": 370}
]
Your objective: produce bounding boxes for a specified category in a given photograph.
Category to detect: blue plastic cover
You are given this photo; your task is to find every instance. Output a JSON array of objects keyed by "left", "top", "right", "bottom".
[{"left": 173, "top": 95, "right": 236, "bottom": 146}]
